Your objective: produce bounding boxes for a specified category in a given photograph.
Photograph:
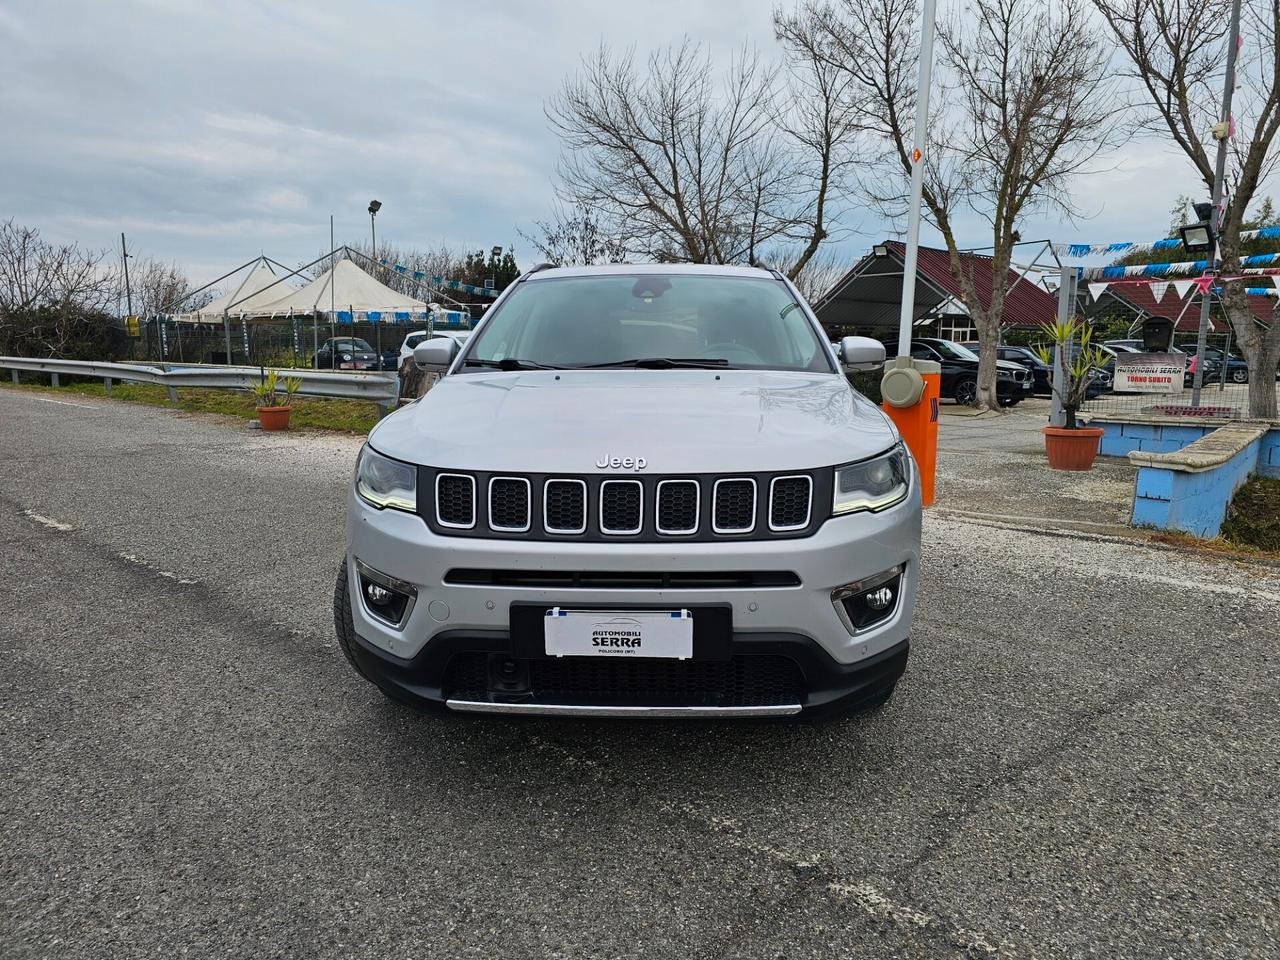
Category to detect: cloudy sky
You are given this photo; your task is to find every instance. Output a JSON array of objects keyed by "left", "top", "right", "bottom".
[{"left": 0, "top": 0, "right": 1220, "bottom": 287}]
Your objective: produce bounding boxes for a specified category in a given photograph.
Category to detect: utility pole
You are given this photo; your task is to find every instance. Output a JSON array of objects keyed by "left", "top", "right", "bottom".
[
  {"left": 120, "top": 232, "right": 133, "bottom": 316},
  {"left": 1191, "top": 0, "right": 1241, "bottom": 407}
]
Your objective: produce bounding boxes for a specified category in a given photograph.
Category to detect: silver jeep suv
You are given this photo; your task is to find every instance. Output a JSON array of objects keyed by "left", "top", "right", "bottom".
[{"left": 335, "top": 264, "right": 921, "bottom": 718}]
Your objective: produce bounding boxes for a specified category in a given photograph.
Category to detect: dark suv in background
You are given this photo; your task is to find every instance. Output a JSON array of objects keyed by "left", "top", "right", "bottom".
[
  {"left": 960, "top": 342, "right": 1051, "bottom": 395},
  {"left": 903, "top": 338, "right": 1034, "bottom": 406}
]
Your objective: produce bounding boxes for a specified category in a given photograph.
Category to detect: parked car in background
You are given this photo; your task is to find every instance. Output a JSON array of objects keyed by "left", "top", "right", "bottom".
[
  {"left": 397, "top": 329, "right": 471, "bottom": 370},
  {"left": 314, "top": 337, "right": 380, "bottom": 370},
  {"left": 901, "top": 338, "right": 1034, "bottom": 406},
  {"left": 1195, "top": 346, "right": 1248, "bottom": 383},
  {"left": 960, "top": 342, "right": 1052, "bottom": 395}
]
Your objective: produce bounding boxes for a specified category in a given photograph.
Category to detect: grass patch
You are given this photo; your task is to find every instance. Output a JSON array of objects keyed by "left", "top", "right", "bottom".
[
  {"left": 1222, "top": 475, "right": 1280, "bottom": 553},
  {"left": 1, "top": 379, "right": 379, "bottom": 434}
]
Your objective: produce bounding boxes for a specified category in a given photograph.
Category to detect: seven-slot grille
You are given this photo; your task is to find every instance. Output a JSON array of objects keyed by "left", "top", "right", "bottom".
[{"left": 429, "top": 470, "right": 818, "bottom": 540}]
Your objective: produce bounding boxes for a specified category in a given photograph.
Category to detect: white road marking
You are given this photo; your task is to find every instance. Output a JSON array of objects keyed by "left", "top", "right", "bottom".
[
  {"left": 22, "top": 510, "right": 74, "bottom": 531},
  {"left": 19, "top": 395, "right": 98, "bottom": 409},
  {"left": 120, "top": 552, "right": 198, "bottom": 584}
]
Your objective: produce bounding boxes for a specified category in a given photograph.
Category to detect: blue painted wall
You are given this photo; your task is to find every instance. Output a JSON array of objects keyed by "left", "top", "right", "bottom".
[
  {"left": 1131, "top": 436, "right": 1266, "bottom": 538},
  {"left": 1097, "top": 421, "right": 1215, "bottom": 458}
]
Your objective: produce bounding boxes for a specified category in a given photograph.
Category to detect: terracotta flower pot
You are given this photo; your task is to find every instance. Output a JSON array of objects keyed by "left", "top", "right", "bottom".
[
  {"left": 1041, "top": 425, "right": 1103, "bottom": 471},
  {"left": 257, "top": 405, "right": 292, "bottom": 431}
]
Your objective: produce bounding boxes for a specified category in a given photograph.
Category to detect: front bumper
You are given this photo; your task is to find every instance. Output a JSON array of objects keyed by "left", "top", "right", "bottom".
[{"left": 344, "top": 472, "right": 920, "bottom": 715}]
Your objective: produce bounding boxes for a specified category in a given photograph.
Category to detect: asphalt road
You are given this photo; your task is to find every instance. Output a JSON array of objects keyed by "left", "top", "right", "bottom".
[{"left": 2, "top": 388, "right": 1279, "bottom": 959}]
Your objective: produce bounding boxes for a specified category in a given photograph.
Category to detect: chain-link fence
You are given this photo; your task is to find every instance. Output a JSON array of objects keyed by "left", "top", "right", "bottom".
[{"left": 1079, "top": 331, "right": 1252, "bottom": 420}]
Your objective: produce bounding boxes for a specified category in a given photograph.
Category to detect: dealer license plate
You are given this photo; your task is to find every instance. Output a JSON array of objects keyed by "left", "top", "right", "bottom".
[{"left": 544, "top": 608, "right": 693, "bottom": 659}]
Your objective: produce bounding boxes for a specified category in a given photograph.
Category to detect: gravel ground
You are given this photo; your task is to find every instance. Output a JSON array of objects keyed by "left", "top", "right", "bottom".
[
  {"left": 935, "top": 400, "right": 1138, "bottom": 531},
  {"left": 2, "top": 389, "right": 1279, "bottom": 959}
]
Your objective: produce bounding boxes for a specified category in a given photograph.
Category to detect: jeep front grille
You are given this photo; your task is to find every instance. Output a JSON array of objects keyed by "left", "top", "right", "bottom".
[{"left": 421, "top": 468, "right": 821, "bottom": 542}]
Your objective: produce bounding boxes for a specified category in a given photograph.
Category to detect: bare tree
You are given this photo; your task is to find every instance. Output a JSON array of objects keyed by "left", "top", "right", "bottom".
[
  {"left": 518, "top": 201, "right": 630, "bottom": 266},
  {"left": 779, "top": 0, "right": 1118, "bottom": 408},
  {"left": 129, "top": 257, "right": 212, "bottom": 317},
  {"left": 768, "top": 246, "right": 849, "bottom": 301},
  {"left": 546, "top": 39, "right": 857, "bottom": 276},
  {"left": 1095, "top": 0, "right": 1280, "bottom": 418},
  {"left": 0, "top": 219, "right": 119, "bottom": 357}
]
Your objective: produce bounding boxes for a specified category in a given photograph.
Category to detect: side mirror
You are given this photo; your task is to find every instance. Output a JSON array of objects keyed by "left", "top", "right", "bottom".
[
  {"left": 413, "top": 337, "right": 459, "bottom": 372},
  {"left": 839, "top": 336, "right": 886, "bottom": 371}
]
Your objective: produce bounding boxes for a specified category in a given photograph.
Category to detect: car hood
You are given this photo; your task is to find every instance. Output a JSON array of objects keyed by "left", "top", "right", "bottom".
[{"left": 370, "top": 369, "right": 899, "bottom": 474}]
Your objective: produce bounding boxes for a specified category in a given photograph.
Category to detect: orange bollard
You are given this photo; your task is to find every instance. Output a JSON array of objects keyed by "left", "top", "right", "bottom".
[{"left": 882, "top": 371, "right": 940, "bottom": 508}]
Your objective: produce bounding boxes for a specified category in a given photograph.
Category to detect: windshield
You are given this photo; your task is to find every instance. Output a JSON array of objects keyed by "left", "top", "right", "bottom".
[
  {"left": 334, "top": 338, "right": 373, "bottom": 352},
  {"left": 460, "top": 274, "right": 833, "bottom": 372},
  {"left": 930, "top": 340, "right": 979, "bottom": 361}
]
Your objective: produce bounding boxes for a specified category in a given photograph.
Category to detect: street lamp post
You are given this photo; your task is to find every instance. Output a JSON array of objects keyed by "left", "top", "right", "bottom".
[
  {"left": 368, "top": 200, "right": 383, "bottom": 365},
  {"left": 1190, "top": 0, "right": 1242, "bottom": 407},
  {"left": 368, "top": 200, "right": 382, "bottom": 275}
]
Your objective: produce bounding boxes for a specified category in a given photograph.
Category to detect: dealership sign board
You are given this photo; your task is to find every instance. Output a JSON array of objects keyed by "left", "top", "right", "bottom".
[{"left": 1114, "top": 352, "right": 1185, "bottom": 393}]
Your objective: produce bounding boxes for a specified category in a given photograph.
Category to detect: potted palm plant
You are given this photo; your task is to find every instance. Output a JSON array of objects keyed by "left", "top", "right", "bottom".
[
  {"left": 1033, "top": 318, "right": 1109, "bottom": 471},
  {"left": 251, "top": 368, "right": 302, "bottom": 431}
]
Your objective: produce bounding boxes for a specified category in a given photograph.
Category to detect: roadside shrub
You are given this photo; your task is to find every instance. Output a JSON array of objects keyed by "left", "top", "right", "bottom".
[
  {"left": 0, "top": 306, "right": 129, "bottom": 360},
  {"left": 1222, "top": 476, "right": 1280, "bottom": 552}
]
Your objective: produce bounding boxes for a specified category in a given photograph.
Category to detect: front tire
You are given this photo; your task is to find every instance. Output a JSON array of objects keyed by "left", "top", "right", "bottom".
[
  {"left": 1231, "top": 367, "right": 1249, "bottom": 383},
  {"left": 953, "top": 377, "right": 978, "bottom": 406},
  {"left": 333, "top": 559, "right": 367, "bottom": 679}
]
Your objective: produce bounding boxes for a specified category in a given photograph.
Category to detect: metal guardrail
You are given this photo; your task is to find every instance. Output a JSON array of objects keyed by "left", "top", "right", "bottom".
[{"left": 0, "top": 356, "right": 398, "bottom": 409}]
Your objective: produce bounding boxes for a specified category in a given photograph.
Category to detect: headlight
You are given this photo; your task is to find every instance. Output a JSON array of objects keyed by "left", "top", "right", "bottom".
[
  {"left": 342, "top": 353, "right": 352, "bottom": 361},
  {"left": 997, "top": 368, "right": 1013, "bottom": 379},
  {"left": 833, "top": 445, "right": 910, "bottom": 515},
  {"left": 356, "top": 445, "right": 417, "bottom": 511}
]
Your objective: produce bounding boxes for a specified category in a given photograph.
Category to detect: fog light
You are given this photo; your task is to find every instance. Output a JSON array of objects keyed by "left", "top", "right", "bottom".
[
  {"left": 355, "top": 559, "right": 418, "bottom": 629},
  {"left": 832, "top": 565, "right": 903, "bottom": 634},
  {"left": 866, "top": 587, "right": 894, "bottom": 610}
]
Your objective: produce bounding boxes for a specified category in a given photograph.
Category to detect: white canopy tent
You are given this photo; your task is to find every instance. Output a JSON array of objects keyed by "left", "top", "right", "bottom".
[
  {"left": 174, "top": 257, "right": 297, "bottom": 322},
  {"left": 252, "top": 258, "right": 429, "bottom": 319}
]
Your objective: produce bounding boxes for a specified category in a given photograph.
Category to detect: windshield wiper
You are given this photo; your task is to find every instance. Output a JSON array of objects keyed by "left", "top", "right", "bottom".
[
  {"left": 577, "top": 357, "right": 733, "bottom": 369},
  {"left": 461, "top": 357, "right": 563, "bottom": 371}
]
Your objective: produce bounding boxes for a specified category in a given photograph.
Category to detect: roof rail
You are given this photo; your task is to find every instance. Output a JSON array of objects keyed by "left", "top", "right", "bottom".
[{"left": 519, "top": 262, "right": 559, "bottom": 282}]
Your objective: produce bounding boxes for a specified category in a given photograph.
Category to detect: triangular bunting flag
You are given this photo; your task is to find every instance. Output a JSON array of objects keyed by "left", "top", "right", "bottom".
[
  {"left": 1172, "top": 280, "right": 1196, "bottom": 298},
  {"left": 1088, "top": 283, "right": 1110, "bottom": 302},
  {"left": 1150, "top": 282, "right": 1169, "bottom": 302}
]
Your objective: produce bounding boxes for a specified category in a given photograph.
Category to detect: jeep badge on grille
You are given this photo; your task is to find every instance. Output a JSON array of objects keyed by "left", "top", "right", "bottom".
[{"left": 595, "top": 456, "right": 647, "bottom": 470}]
